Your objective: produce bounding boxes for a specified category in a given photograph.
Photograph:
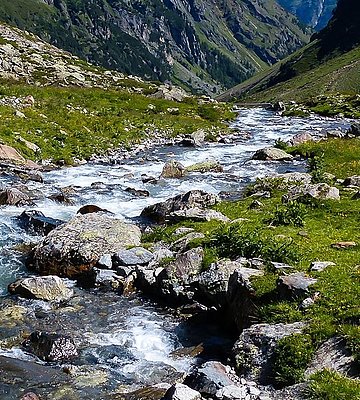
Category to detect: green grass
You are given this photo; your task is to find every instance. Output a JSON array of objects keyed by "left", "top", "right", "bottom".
[{"left": 0, "top": 81, "right": 234, "bottom": 163}]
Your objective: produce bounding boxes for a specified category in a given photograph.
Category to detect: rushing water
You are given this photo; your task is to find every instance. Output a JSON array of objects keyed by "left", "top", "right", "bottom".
[{"left": 0, "top": 108, "right": 352, "bottom": 398}]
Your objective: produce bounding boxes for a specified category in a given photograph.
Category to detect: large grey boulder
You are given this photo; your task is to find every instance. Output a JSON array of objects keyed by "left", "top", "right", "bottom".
[
  {"left": 114, "top": 247, "right": 153, "bottom": 266},
  {"left": 233, "top": 322, "right": 305, "bottom": 384},
  {"left": 227, "top": 267, "right": 264, "bottom": 331},
  {"left": 252, "top": 147, "right": 293, "bottom": 161},
  {"left": 141, "top": 190, "right": 219, "bottom": 223},
  {"left": 28, "top": 213, "right": 141, "bottom": 282},
  {"left": 163, "top": 383, "right": 201, "bottom": 400},
  {"left": 8, "top": 276, "right": 73, "bottom": 302},
  {"left": 185, "top": 159, "right": 223, "bottom": 173},
  {"left": 0, "top": 187, "right": 32, "bottom": 206},
  {"left": 18, "top": 210, "right": 63, "bottom": 236},
  {"left": 170, "top": 207, "right": 229, "bottom": 223},
  {"left": 167, "top": 247, "right": 204, "bottom": 283},
  {"left": 161, "top": 160, "right": 186, "bottom": 178},
  {"left": 283, "top": 183, "right": 340, "bottom": 202},
  {"left": 23, "top": 331, "right": 78, "bottom": 362},
  {"left": 304, "top": 337, "right": 359, "bottom": 378}
]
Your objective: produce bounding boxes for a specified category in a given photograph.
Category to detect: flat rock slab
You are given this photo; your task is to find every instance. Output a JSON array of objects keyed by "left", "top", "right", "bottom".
[
  {"left": 252, "top": 147, "right": 293, "bottom": 161},
  {"left": 278, "top": 272, "right": 318, "bottom": 298},
  {"left": 310, "top": 261, "right": 335, "bottom": 272},
  {"left": 331, "top": 241, "right": 357, "bottom": 249},
  {"left": 114, "top": 247, "right": 153, "bottom": 266},
  {"left": 284, "top": 183, "right": 340, "bottom": 202}
]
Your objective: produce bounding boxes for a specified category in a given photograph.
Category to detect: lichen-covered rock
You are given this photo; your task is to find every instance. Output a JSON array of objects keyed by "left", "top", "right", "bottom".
[
  {"left": 185, "top": 159, "right": 223, "bottom": 173},
  {"left": 141, "top": 190, "right": 219, "bottom": 223},
  {"left": 161, "top": 160, "right": 186, "bottom": 178},
  {"left": 114, "top": 247, "right": 153, "bottom": 266},
  {"left": 170, "top": 207, "right": 229, "bottom": 223},
  {"left": 233, "top": 322, "right": 305, "bottom": 384},
  {"left": 8, "top": 276, "right": 73, "bottom": 302},
  {"left": 252, "top": 147, "right": 293, "bottom": 161},
  {"left": 23, "top": 331, "right": 78, "bottom": 362},
  {"left": 28, "top": 213, "right": 141, "bottom": 281},
  {"left": 283, "top": 183, "right": 340, "bottom": 202}
]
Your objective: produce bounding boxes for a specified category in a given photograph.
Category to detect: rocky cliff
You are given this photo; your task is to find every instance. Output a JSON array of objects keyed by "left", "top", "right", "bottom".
[
  {"left": 0, "top": 0, "right": 310, "bottom": 94},
  {"left": 277, "top": 0, "right": 338, "bottom": 30}
]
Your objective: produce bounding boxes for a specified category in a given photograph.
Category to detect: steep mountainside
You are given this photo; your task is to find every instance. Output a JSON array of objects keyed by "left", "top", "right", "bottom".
[
  {"left": 0, "top": 0, "right": 310, "bottom": 94},
  {"left": 277, "top": 0, "right": 338, "bottom": 30},
  {"left": 219, "top": 0, "right": 360, "bottom": 103}
]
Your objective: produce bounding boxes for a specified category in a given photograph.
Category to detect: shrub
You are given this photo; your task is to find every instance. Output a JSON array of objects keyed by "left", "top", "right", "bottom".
[
  {"left": 272, "top": 333, "right": 315, "bottom": 387},
  {"left": 268, "top": 201, "right": 307, "bottom": 227},
  {"left": 308, "top": 152, "right": 326, "bottom": 183}
]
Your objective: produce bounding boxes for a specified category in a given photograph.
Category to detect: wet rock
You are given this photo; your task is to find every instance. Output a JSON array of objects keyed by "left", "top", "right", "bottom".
[
  {"left": 343, "top": 175, "right": 360, "bottom": 187},
  {"left": 28, "top": 213, "right": 141, "bottom": 282},
  {"left": 347, "top": 123, "right": 360, "bottom": 137},
  {"left": 0, "top": 187, "right": 32, "bottom": 206},
  {"left": 125, "top": 187, "right": 150, "bottom": 197},
  {"left": 310, "top": 261, "right": 335, "bottom": 272},
  {"left": 18, "top": 210, "right": 63, "bottom": 235},
  {"left": 97, "top": 253, "right": 113, "bottom": 269},
  {"left": 252, "top": 147, "right": 293, "bottom": 161},
  {"left": 179, "top": 129, "right": 206, "bottom": 147},
  {"left": 23, "top": 331, "right": 78, "bottom": 362},
  {"left": 197, "top": 259, "right": 242, "bottom": 309},
  {"left": 94, "top": 268, "right": 124, "bottom": 291},
  {"left": 161, "top": 160, "right": 186, "bottom": 178},
  {"left": 170, "top": 207, "right": 229, "bottom": 223},
  {"left": 164, "top": 383, "right": 202, "bottom": 400},
  {"left": 77, "top": 204, "right": 110, "bottom": 214},
  {"left": 141, "top": 174, "right": 158, "bottom": 184},
  {"left": 141, "top": 190, "right": 219, "bottom": 223},
  {"left": 278, "top": 273, "right": 317, "bottom": 299},
  {"left": 272, "top": 101, "right": 286, "bottom": 112},
  {"left": 304, "top": 337, "right": 359, "bottom": 378},
  {"left": 283, "top": 183, "right": 340, "bottom": 202},
  {"left": 8, "top": 276, "right": 73, "bottom": 302},
  {"left": 185, "top": 159, "right": 223, "bottom": 173},
  {"left": 287, "top": 132, "right": 314, "bottom": 146},
  {"left": 233, "top": 322, "right": 304, "bottom": 384},
  {"left": 118, "top": 384, "right": 170, "bottom": 400},
  {"left": 171, "top": 344, "right": 204, "bottom": 358},
  {"left": 331, "top": 241, "right": 357, "bottom": 249},
  {"left": 48, "top": 192, "right": 74, "bottom": 204},
  {"left": 114, "top": 247, "right": 153, "bottom": 266},
  {"left": 227, "top": 267, "right": 264, "bottom": 331},
  {"left": 184, "top": 361, "right": 235, "bottom": 396}
]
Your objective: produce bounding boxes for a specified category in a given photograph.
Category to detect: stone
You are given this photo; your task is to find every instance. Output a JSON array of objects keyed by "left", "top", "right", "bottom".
[
  {"left": 278, "top": 273, "right": 318, "bottom": 299},
  {"left": 343, "top": 175, "right": 360, "bottom": 187},
  {"left": 23, "top": 331, "right": 78, "bottom": 362},
  {"left": 276, "top": 172, "right": 312, "bottom": 186},
  {"left": 171, "top": 344, "right": 204, "bottom": 358},
  {"left": 17, "top": 136, "right": 40, "bottom": 153},
  {"left": 150, "top": 85, "right": 188, "bottom": 102},
  {"left": 287, "top": 132, "right": 314, "bottom": 146},
  {"left": 347, "top": 123, "right": 360, "bottom": 137},
  {"left": 97, "top": 253, "right": 113, "bottom": 269},
  {"left": 184, "top": 361, "right": 235, "bottom": 396},
  {"left": 283, "top": 183, "right": 340, "bottom": 202},
  {"left": 77, "top": 204, "right": 110, "bottom": 214},
  {"left": 252, "top": 147, "right": 293, "bottom": 161},
  {"left": 185, "top": 159, "right": 223, "bottom": 173},
  {"left": 216, "top": 385, "right": 247, "bottom": 400},
  {"left": 141, "top": 190, "right": 219, "bottom": 223},
  {"left": 125, "top": 187, "right": 150, "bottom": 197},
  {"left": 170, "top": 207, "right": 229, "bottom": 223},
  {"left": 270, "top": 262, "right": 294, "bottom": 271},
  {"left": 171, "top": 232, "right": 205, "bottom": 252},
  {"left": 94, "top": 268, "right": 124, "bottom": 291},
  {"left": 326, "top": 130, "right": 345, "bottom": 138},
  {"left": 233, "top": 322, "right": 304, "bottom": 384},
  {"left": 331, "top": 241, "right": 357, "bottom": 249},
  {"left": 161, "top": 160, "right": 186, "bottom": 178},
  {"left": 0, "top": 144, "right": 27, "bottom": 165},
  {"left": 304, "top": 337, "right": 359, "bottom": 378},
  {"left": 167, "top": 247, "right": 204, "bottom": 283},
  {"left": 8, "top": 276, "right": 73, "bottom": 302},
  {"left": 163, "top": 383, "right": 201, "bottom": 400},
  {"left": 0, "top": 187, "right": 32, "bottom": 206},
  {"left": 227, "top": 267, "right": 264, "bottom": 331},
  {"left": 114, "top": 247, "right": 154, "bottom": 266},
  {"left": 17, "top": 210, "right": 63, "bottom": 235},
  {"left": 179, "top": 129, "right": 206, "bottom": 147},
  {"left": 310, "top": 261, "right": 335, "bottom": 272},
  {"left": 20, "top": 393, "right": 40, "bottom": 400},
  {"left": 28, "top": 213, "right": 141, "bottom": 282}
]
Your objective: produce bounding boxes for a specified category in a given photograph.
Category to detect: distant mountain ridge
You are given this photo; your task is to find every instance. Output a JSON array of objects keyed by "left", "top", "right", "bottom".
[
  {"left": 277, "top": 0, "right": 338, "bottom": 30},
  {"left": 0, "top": 0, "right": 310, "bottom": 94}
]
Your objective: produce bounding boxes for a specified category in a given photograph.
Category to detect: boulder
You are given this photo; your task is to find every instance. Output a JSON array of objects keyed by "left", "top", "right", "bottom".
[
  {"left": 28, "top": 213, "right": 141, "bottom": 282},
  {"left": 326, "top": 130, "right": 345, "bottom": 139},
  {"left": 310, "top": 261, "right": 335, "bottom": 272},
  {"left": 77, "top": 204, "right": 110, "bottom": 214},
  {"left": 114, "top": 247, "right": 153, "bottom": 266},
  {"left": 163, "top": 383, "right": 201, "bottom": 400},
  {"left": 185, "top": 159, "right": 223, "bottom": 173},
  {"left": 141, "top": 190, "right": 219, "bottom": 223},
  {"left": 17, "top": 210, "right": 63, "bottom": 235},
  {"left": 343, "top": 175, "right": 360, "bottom": 187},
  {"left": 233, "top": 322, "right": 305, "bottom": 384},
  {"left": 276, "top": 172, "right": 312, "bottom": 186},
  {"left": 252, "top": 147, "right": 293, "bottom": 161},
  {"left": 8, "top": 276, "right": 73, "bottom": 302},
  {"left": 167, "top": 247, "right": 204, "bottom": 283},
  {"left": 278, "top": 273, "right": 318, "bottom": 299},
  {"left": 125, "top": 187, "right": 150, "bottom": 197},
  {"left": 171, "top": 232, "right": 205, "bottom": 252},
  {"left": 287, "top": 132, "right": 315, "bottom": 146},
  {"left": 161, "top": 160, "right": 186, "bottom": 178},
  {"left": 150, "top": 85, "right": 188, "bottom": 102},
  {"left": 227, "top": 267, "right": 264, "bottom": 331},
  {"left": 0, "top": 187, "right": 32, "bottom": 206},
  {"left": 331, "top": 241, "right": 357, "bottom": 249},
  {"left": 94, "top": 268, "right": 124, "bottom": 291},
  {"left": 304, "top": 337, "right": 359, "bottom": 378},
  {"left": 170, "top": 207, "right": 229, "bottom": 223},
  {"left": 283, "top": 183, "right": 340, "bottom": 202},
  {"left": 184, "top": 361, "right": 235, "bottom": 397},
  {"left": 179, "top": 129, "right": 206, "bottom": 147},
  {"left": 23, "top": 331, "right": 78, "bottom": 362},
  {"left": 0, "top": 144, "right": 27, "bottom": 165}
]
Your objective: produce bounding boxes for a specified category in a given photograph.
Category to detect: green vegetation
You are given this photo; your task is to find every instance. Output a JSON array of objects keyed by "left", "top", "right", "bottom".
[
  {"left": 308, "top": 370, "right": 360, "bottom": 400},
  {"left": 0, "top": 81, "right": 234, "bottom": 163},
  {"left": 142, "top": 136, "right": 360, "bottom": 390}
]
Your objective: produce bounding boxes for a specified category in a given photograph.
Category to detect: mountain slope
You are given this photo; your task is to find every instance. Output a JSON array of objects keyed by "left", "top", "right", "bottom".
[
  {"left": 0, "top": 0, "right": 310, "bottom": 94},
  {"left": 277, "top": 0, "right": 338, "bottom": 30},
  {"left": 219, "top": 0, "right": 360, "bottom": 103}
]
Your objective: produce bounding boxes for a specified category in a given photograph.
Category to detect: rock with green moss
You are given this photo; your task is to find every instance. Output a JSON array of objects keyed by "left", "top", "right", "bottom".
[
  {"left": 28, "top": 213, "right": 141, "bottom": 282},
  {"left": 185, "top": 159, "right": 223, "bottom": 173}
]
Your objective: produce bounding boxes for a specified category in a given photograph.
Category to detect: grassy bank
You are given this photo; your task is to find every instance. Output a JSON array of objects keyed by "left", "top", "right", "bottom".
[{"left": 0, "top": 81, "right": 235, "bottom": 164}]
